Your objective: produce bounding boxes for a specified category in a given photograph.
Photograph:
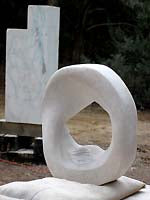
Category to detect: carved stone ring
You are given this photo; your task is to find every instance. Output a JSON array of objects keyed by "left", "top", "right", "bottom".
[{"left": 42, "top": 64, "right": 137, "bottom": 185}]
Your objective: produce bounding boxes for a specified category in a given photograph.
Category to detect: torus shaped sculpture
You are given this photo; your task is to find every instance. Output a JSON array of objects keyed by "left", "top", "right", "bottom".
[{"left": 42, "top": 64, "right": 137, "bottom": 185}]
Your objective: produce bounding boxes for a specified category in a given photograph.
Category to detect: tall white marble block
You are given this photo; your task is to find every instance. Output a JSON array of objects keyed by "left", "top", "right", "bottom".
[{"left": 5, "top": 5, "right": 60, "bottom": 124}]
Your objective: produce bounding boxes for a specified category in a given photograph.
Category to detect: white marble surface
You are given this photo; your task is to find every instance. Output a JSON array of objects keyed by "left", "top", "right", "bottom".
[
  {"left": 125, "top": 185, "right": 150, "bottom": 199},
  {"left": 5, "top": 5, "right": 60, "bottom": 124},
  {"left": 0, "top": 177, "right": 145, "bottom": 200},
  {"left": 1, "top": 64, "right": 149, "bottom": 199},
  {"left": 42, "top": 64, "right": 137, "bottom": 185}
]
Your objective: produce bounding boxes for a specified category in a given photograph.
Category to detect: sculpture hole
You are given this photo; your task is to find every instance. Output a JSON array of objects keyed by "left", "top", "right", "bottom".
[{"left": 67, "top": 102, "right": 112, "bottom": 150}]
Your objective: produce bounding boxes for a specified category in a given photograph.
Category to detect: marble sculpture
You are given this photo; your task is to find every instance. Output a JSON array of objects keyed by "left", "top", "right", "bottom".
[
  {"left": 0, "top": 64, "right": 150, "bottom": 199},
  {"left": 0, "top": 4, "right": 149, "bottom": 199},
  {"left": 42, "top": 64, "right": 137, "bottom": 185},
  {"left": 5, "top": 5, "right": 59, "bottom": 124}
]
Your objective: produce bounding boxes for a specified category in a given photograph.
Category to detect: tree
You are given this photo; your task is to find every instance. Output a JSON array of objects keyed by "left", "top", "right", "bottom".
[{"left": 103, "top": 0, "right": 150, "bottom": 108}]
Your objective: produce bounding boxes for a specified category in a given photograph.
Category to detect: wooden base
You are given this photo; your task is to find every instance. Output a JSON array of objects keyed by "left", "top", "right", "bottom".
[{"left": 0, "top": 119, "right": 42, "bottom": 137}]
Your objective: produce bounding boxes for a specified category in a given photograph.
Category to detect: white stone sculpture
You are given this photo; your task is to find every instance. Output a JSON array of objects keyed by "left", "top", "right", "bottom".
[
  {"left": 0, "top": 177, "right": 146, "bottom": 200},
  {"left": 42, "top": 64, "right": 137, "bottom": 185},
  {"left": 5, "top": 6, "right": 59, "bottom": 124},
  {"left": 0, "top": 64, "right": 150, "bottom": 199}
]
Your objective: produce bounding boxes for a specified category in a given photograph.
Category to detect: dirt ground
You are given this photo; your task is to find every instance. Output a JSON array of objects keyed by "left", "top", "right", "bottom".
[{"left": 0, "top": 101, "right": 150, "bottom": 186}]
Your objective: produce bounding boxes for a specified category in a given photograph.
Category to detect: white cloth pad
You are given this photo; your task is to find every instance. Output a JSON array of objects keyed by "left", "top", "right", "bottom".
[{"left": 0, "top": 176, "right": 145, "bottom": 200}]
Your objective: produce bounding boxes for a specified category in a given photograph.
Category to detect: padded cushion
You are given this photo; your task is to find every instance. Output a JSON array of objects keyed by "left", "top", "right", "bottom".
[{"left": 0, "top": 176, "right": 145, "bottom": 200}]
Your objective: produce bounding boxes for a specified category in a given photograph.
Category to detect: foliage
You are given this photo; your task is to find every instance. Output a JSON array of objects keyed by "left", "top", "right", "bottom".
[
  {"left": 0, "top": 0, "right": 149, "bottom": 108},
  {"left": 102, "top": 0, "right": 150, "bottom": 108},
  {"left": 57, "top": 0, "right": 150, "bottom": 108}
]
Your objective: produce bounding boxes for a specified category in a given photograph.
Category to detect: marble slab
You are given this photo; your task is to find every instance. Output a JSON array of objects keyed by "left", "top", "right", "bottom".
[
  {"left": 0, "top": 177, "right": 145, "bottom": 200},
  {"left": 5, "top": 5, "right": 60, "bottom": 124}
]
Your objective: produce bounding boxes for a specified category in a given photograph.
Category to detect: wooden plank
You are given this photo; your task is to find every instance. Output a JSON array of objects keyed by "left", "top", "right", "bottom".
[{"left": 0, "top": 119, "right": 42, "bottom": 137}]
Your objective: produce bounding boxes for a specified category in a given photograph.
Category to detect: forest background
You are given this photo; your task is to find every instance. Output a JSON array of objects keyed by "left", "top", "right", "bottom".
[{"left": 0, "top": 0, "right": 149, "bottom": 109}]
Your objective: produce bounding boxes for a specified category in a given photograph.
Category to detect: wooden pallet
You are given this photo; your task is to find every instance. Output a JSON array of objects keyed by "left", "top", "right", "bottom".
[{"left": 0, "top": 119, "right": 42, "bottom": 137}]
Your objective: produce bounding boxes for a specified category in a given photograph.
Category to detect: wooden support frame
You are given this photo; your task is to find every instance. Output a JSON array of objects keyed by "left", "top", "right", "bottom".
[{"left": 0, "top": 119, "right": 42, "bottom": 137}]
